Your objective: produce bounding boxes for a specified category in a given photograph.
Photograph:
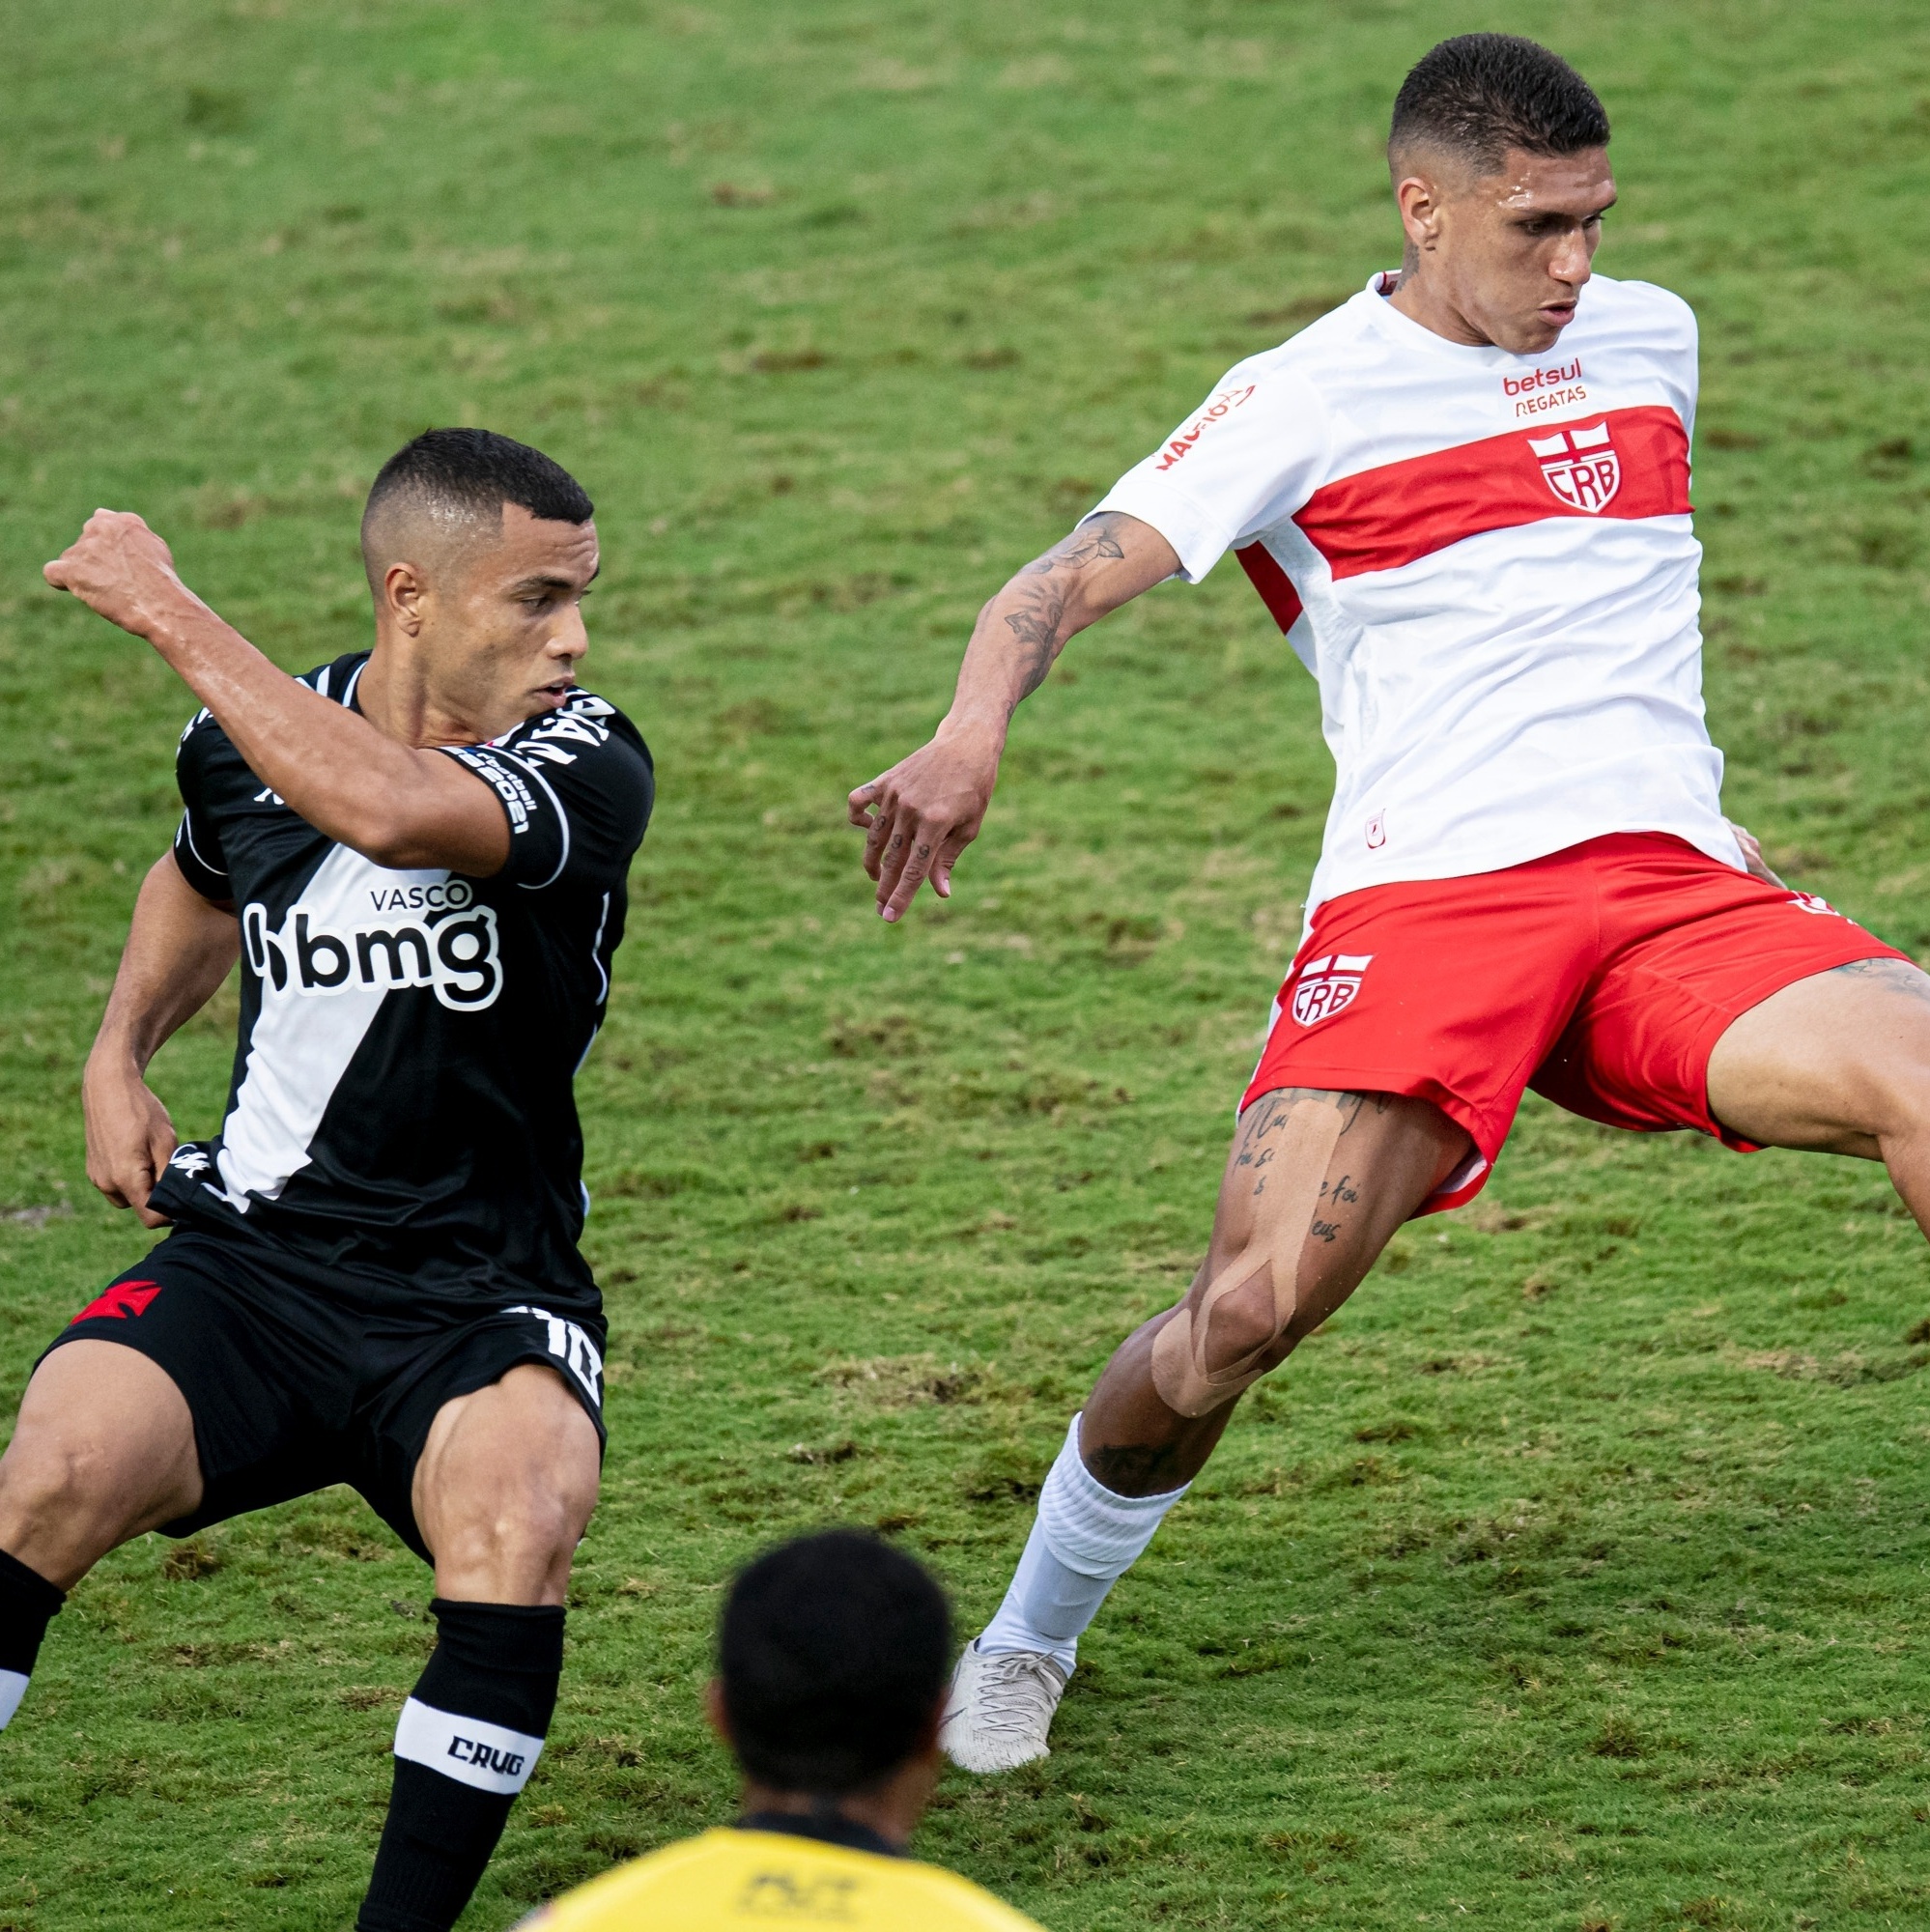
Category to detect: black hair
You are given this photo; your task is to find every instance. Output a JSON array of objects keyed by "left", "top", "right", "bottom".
[
  {"left": 719, "top": 1530, "right": 951, "bottom": 1796},
  {"left": 362, "top": 426, "right": 593, "bottom": 535},
  {"left": 1390, "top": 34, "right": 1609, "bottom": 173}
]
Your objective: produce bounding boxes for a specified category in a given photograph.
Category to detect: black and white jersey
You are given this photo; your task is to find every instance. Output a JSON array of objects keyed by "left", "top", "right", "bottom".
[{"left": 149, "top": 650, "right": 654, "bottom": 1317}]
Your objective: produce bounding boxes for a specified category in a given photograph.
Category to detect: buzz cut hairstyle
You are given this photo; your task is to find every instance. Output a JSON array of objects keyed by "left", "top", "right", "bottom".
[
  {"left": 361, "top": 427, "right": 594, "bottom": 554},
  {"left": 1389, "top": 34, "right": 1609, "bottom": 175},
  {"left": 719, "top": 1529, "right": 951, "bottom": 1797}
]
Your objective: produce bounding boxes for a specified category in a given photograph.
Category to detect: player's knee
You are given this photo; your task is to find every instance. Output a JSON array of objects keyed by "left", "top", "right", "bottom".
[
  {"left": 0, "top": 1429, "right": 127, "bottom": 1547},
  {"left": 439, "top": 1480, "right": 584, "bottom": 1579},
  {"left": 1196, "top": 1261, "right": 1291, "bottom": 1375},
  {"left": 1875, "top": 1053, "right": 1930, "bottom": 1133}
]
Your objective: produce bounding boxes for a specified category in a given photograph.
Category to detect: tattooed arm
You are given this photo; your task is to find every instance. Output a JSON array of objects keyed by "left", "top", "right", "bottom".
[{"left": 847, "top": 511, "right": 1179, "bottom": 921}]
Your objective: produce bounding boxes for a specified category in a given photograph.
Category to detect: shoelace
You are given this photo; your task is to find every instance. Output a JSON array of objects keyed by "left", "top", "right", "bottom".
[{"left": 970, "top": 1653, "right": 1063, "bottom": 1733}]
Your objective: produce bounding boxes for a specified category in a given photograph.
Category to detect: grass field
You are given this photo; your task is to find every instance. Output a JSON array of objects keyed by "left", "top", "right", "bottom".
[{"left": 2, "top": 1, "right": 1929, "bottom": 1926}]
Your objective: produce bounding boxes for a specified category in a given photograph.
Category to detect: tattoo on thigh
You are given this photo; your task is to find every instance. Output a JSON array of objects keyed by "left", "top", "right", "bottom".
[
  {"left": 1831, "top": 957, "right": 1930, "bottom": 1004},
  {"left": 1308, "top": 1170, "right": 1360, "bottom": 1244}
]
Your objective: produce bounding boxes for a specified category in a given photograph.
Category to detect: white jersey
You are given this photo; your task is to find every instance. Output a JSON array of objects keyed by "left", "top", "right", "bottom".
[{"left": 1093, "top": 270, "right": 1745, "bottom": 913}]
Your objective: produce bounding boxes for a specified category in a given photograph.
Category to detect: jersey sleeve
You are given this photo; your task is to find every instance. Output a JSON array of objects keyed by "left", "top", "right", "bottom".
[
  {"left": 171, "top": 710, "right": 233, "bottom": 902},
  {"left": 1088, "top": 357, "right": 1332, "bottom": 582},
  {"left": 442, "top": 696, "right": 654, "bottom": 893}
]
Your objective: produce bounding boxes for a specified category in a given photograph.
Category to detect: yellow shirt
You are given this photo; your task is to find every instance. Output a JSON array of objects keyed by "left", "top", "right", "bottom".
[{"left": 519, "top": 1825, "right": 1047, "bottom": 1930}]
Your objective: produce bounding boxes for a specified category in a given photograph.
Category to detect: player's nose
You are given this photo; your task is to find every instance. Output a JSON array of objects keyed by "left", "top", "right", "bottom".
[{"left": 551, "top": 607, "right": 589, "bottom": 659}]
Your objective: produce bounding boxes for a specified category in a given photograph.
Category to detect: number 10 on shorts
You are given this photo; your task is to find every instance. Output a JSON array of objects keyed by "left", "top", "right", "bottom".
[{"left": 505, "top": 1304, "right": 604, "bottom": 1406}]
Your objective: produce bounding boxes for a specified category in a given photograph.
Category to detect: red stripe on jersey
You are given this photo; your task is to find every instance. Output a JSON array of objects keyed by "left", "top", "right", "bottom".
[
  {"left": 1294, "top": 405, "right": 1690, "bottom": 581},
  {"left": 1235, "top": 542, "right": 1304, "bottom": 634}
]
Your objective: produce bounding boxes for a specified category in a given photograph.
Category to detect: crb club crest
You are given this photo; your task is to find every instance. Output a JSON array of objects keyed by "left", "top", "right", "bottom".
[
  {"left": 1291, "top": 952, "right": 1374, "bottom": 1027},
  {"left": 1528, "top": 420, "right": 1619, "bottom": 512}
]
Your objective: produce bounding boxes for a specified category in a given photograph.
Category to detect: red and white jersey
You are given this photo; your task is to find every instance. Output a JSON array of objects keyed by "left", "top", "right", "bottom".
[{"left": 1092, "top": 271, "right": 1745, "bottom": 912}]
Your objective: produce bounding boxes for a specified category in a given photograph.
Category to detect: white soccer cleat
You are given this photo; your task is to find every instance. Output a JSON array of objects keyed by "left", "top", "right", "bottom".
[{"left": 939, "top": 1640, "right": 1069, "bottom": 1773}]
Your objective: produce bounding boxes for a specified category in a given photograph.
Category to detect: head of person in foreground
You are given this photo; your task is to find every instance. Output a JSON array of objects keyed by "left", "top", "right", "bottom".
[
  {"left": 710, "top": 1528, "right": 952, "bottom": 1846},
  {"left": 1388, "top": 33, "right": 1616, "bottom": 355},
  {"left": 520, "top": 1532, "right": 1051, "bottom": 1930}
]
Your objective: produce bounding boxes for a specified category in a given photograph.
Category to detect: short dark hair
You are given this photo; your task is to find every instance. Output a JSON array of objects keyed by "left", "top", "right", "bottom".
[
  {"left": 1390, "top": 35, "right": 1609, "bottom": 173},
  {"left": 363, "top": 427, "right": 593, "bottom": 536},
  {"left": 719, "top": 1531, "right": 951, "bottom": 1796}
]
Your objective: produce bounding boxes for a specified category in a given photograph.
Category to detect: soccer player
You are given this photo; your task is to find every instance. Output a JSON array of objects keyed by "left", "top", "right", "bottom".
[
  {"left": 520, "top": 1530, "right": 1045, "bottom": 1930},
  {"left": 848, "top": 34, "right": 1930, "bottom": 1772},
  {"left": 11, "top": 430, "right": 653, "bottom": 1927}
]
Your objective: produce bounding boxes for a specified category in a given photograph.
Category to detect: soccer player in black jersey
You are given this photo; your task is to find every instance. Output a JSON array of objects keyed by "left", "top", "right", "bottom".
[{"left": 8, "top": 429, "right": 653, "bottom": 1930}]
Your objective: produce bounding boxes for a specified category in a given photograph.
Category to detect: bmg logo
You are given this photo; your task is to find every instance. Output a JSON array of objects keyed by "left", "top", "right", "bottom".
[{"left": 242, "top": 891, "right": 502, "bottom": 1010}]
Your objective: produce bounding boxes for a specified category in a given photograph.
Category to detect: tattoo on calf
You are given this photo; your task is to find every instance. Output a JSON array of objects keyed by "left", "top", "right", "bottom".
[{"left": 1086, "top": 1439, "right": 1185, "bottom": 1493}]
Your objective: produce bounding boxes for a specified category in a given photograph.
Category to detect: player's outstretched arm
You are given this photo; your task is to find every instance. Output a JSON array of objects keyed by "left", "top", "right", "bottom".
[
  {"left": 44, "top": 511, "right": 509, "bottom": 875},
  {"left": 83, "top": 853, "right": 241, "bottom": 1228},
  {"left": 847, "top": 510, "right": 1178, "bottom": 922}
]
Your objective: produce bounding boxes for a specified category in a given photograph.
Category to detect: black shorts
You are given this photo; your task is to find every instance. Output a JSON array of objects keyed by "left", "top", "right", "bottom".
[{"left": 41, "top": 1231, "right": 607, "bottom": 1563}]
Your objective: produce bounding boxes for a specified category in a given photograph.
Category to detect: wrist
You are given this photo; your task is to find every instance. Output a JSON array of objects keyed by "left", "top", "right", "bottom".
[
  {"left": 85, "top": 1032, "right": 150, "bottom": 1084},
  {"left": 140, "top": 581, "right": 222, "bottom": 658},
  {"left": 934, "top": 709, "right": 1008, "bottom": 756}
]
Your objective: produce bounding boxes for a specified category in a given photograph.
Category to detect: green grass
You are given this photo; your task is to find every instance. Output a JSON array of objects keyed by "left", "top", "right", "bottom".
[{"left": 1, "top": 0, "right": 1928, "bottom": 1925}]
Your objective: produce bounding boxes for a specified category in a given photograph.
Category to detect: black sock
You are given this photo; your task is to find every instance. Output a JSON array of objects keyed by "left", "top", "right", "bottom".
[
  {"left": 355, "top": 1599, "right": 566, "bottom": 1932},
  {"left": 0, "top": 1548, "right": 65, "bottom": 1727}
]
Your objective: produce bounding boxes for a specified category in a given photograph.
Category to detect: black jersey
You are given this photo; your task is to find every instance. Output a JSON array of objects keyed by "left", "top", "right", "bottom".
[{"left": 148, "top": 651, "right": 653, "bottom": 1317}]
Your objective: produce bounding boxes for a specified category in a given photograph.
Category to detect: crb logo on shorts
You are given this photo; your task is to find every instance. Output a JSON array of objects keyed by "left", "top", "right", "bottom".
[
  {"left": 241, "top": 880, "right": 501, "bottom": 1011},
  {"left": 1291, "top": 952, "right": 1374, "bottom": 1027}
]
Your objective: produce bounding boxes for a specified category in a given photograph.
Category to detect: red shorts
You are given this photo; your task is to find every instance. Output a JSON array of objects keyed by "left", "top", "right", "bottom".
[{"left": 1241, "top": 833, "right": 1908, "bottom": 1213}]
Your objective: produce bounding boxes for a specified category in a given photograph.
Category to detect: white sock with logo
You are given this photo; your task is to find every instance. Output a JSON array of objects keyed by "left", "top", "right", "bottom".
[{"left": 978, "top": 1413, "right": 1189, "bottom": 1672}]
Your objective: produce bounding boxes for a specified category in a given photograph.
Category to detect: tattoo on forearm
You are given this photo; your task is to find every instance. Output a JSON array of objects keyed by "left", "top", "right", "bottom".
[
  {"left": 1004, "top": 580, "right": 1066, "bottom": 702},
  {"left": 1000, "top": 513, "right": 1133, "bottom": 712}
]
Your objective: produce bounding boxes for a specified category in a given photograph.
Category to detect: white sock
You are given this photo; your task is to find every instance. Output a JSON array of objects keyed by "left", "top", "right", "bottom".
[{"left": 978, "top": 1413, "right": 1188, "bottom": 1671}]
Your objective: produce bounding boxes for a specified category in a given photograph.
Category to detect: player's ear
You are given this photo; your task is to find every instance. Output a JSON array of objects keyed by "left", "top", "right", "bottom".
[
  {"left": 702, "top": 1676, "right": 733, "bottom": 1747},
  {"left": 383, "top": 559, "right": 430, "bottom": 636},
  {"left": 1394, "top": 170, "right": 1446, "bottom": 255}
]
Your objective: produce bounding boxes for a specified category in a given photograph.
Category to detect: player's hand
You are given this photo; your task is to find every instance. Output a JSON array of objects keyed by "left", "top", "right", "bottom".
[
  {"left": 1728, "top": 820, "right": 1786, "bottom": 889},
  {"left": 847, "top": 724, "right": 1002, "bottom": 922},
  {"left": 43, "top": 509, "right": 193, "bottom": 641},
  {"left": 82, "top": 1056, "right": 179, "bottom": 1229}
]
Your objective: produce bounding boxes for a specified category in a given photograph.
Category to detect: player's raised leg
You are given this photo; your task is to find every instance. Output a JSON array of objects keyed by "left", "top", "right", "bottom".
[
  {"left": 942, "top": 1088, "right": 1469, "bottom": 1772},
  {"left": 357, "top": 1364, "right": 600, "bottom": 1932},
  {"left": 0, "top": 1341, "right": 204, "bottom": 1725},
  {"left": 1707, "top": 957, "right": 1930, "bottom": 1219}
]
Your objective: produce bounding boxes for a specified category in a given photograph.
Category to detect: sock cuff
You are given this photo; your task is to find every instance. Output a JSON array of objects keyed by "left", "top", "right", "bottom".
[
  {"left": 1037, "top": 1413, "right": 1189, "bottom": 1577},
  {"left": 415, "top": 1601, "right": 566, "bottom": 1743},
  {"left": 0, "top": 1548, "right": 65, "bottom": 1686},
  {"left": 0, "top": 1549, "right": 65, "bottom": 1620},
  {"left": 427, "top": 1599, "right": 565, "bottom": 1676}
]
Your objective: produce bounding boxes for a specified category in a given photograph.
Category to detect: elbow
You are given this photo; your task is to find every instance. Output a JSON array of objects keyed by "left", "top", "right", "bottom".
[{"left": 355, "top": 831, "right": 433, "bottom": 871}]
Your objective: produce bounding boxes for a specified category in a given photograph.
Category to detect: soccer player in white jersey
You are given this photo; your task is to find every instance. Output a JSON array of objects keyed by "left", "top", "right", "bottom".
[{"left": 847, "top": 33, "right": 1930, "bottom": 1771}]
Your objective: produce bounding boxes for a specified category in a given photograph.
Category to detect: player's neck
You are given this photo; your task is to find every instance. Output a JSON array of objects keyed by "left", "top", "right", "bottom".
[
  {"left": 1384, "top": 266, "right": 1495, "bottom": 349},
  {"left": 356, "top": 635, "right": 514, "bottom": 751}
]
